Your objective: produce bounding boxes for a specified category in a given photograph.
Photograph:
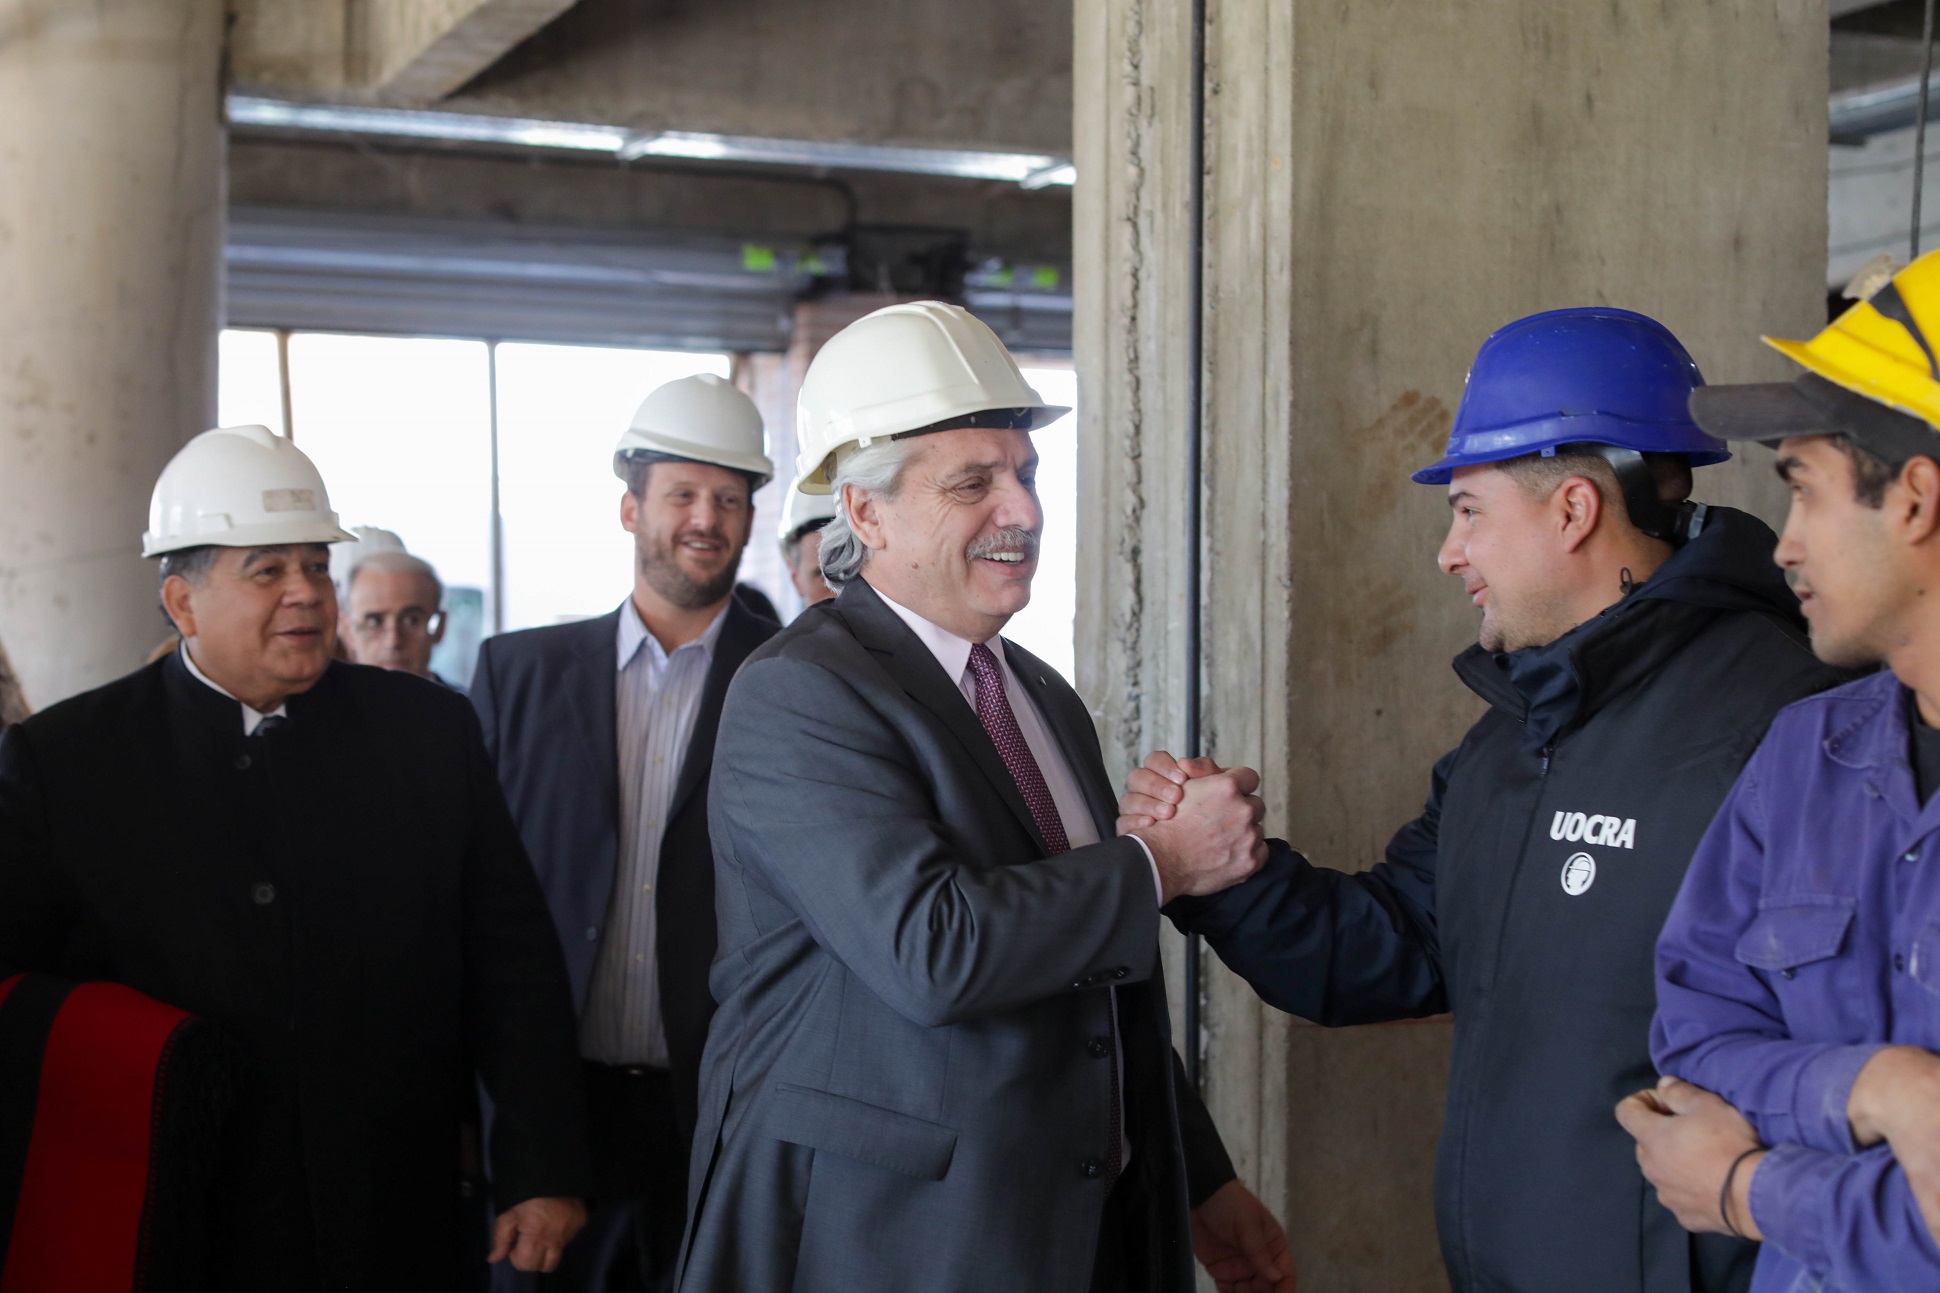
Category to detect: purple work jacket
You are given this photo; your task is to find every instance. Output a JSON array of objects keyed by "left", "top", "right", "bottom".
[{"left": 1653, "top": 667, "right": 1940, "bottom": 1291}]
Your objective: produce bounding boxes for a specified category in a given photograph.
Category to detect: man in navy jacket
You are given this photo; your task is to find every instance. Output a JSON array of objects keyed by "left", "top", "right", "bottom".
[
  {"left": 1124, "top": 310, "right": 1842, "bottom": 1293},
  {"left": 472, "top": 374, "right": 778, "bottom": 1293}
]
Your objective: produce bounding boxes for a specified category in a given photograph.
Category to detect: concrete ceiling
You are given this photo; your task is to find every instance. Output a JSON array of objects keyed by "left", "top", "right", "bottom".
[{"left": 229, "top": 0, "right": 1072, "bottom": 157}]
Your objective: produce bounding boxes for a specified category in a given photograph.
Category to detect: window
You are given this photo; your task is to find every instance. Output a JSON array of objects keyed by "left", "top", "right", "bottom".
[
  {"left": 493, "top": 343, "right": 730, "bottom": 630},
  {"left": 218, "top": 331, "right": 1080, "bottom": 688}
]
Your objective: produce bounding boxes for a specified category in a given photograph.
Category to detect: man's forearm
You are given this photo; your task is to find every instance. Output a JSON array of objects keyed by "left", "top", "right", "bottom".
[
  {"left": 1168, "top": 842, "right": 1444, "bottom": 1026},
  {"left": 1848, "top": 1046, "right": 1940, "bottom": 1147}
]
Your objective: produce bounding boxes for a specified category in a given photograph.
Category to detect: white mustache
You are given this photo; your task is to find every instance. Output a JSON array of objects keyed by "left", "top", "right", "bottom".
[{"left": 965, "top": 528, "right": 1039, "bottom": 562}]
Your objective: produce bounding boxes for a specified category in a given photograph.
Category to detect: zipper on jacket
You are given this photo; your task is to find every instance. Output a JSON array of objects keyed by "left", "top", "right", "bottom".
[{"left": 1452, "top": 737, "right": 1557, "bottom": 1290}]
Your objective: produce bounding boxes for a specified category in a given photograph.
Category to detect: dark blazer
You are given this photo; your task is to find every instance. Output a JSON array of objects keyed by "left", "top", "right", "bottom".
[
  {"left": 0, "top": 655, "right": 591, "bottom": 1292},
  {"left": 469, "top": 598, "right": 778, "bottom": 1140},
  {"left": 679, "top": 579, "right": 1235, "bottom": 1293}
]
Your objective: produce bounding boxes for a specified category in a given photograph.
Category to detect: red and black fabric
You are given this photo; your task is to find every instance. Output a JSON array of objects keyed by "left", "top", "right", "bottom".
[{"left": 0, "top": 973, "right": 232, "bottom": 1293}]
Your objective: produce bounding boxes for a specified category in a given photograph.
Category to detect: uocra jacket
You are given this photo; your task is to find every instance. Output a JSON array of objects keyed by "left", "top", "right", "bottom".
[{"left": 1169, "top": 506, "right": 1844, "bottom": 1293}]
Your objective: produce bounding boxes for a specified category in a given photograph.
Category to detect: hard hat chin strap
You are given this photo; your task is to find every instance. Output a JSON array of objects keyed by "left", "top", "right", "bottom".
[{"left": 1578, "top": 445, "right": 1708, "bottom": 547}]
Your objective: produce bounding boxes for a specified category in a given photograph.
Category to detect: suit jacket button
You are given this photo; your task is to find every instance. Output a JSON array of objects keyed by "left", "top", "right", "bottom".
[
  {"left": 1111, "top": 968, "right": 1128, "bottom": 980},
  {"left": 585, "top": 927, "right": 599, "bottom": 942},
  {"left": 251, "top": 883, "right": 275, "bottom": 905},
  {"left": 1088, "top": 1037, "right": 1110, "bottom": 1058},
  {"left": 1080, "top": 1158, "right": 1103, "bottom": 1179},
  {"left": 234, "top": 753, "right": 252, "bottom": 771}
]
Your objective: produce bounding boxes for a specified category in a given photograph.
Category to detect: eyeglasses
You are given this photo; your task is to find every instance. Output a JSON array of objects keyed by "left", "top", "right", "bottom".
[{"left": 351, "top": 609, "right": 443, "bottom": 637}]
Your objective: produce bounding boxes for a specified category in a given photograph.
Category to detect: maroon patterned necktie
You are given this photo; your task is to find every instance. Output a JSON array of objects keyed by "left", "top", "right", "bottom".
[
  {"left": 967, "top": 643, "right": 1070, "bottom": 855},
  {"left": 965, "top": 642, "right": 1119, "bottom": 1181}
]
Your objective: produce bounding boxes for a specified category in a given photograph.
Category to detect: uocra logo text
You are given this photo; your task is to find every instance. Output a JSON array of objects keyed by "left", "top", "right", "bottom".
[{"left": 1549, "top": 810, "right": 1636, "bottom": 850}]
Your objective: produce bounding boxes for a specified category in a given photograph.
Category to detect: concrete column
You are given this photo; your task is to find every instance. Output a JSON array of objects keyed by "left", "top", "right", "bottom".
[
  {"left": 1075, "top": 2, "right": 1827, "bottom": 1288},
  {"left": 0, "top": 0, "right": 226, "bottom": 705}
]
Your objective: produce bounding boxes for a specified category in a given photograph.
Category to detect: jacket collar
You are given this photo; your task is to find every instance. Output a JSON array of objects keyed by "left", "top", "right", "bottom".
[
  {"left": 1451, "top": 506, "right": 1795, "bottom": 752},
  {"left": 1823, "top": 669, "right": 1901, "bottom": 772},
  {"left": 162, "top": 647, "right": 328, "bottom": 739},
  {"left": 162, "top": 648, "right": 248, "bottom": 738},
  {"left": 1820, "top": 668, "right": 1937, "bottom": 830},
  {"left": 831, "top": 578, "right": 1050, "bottom": 853},
  {"left": 667, "top": 598, "right": 776, "bottom": 823},
  {"left": 562, "top": 608, "right": 623, "bottom": 817},
  {"left": 1004, "top": 638, "right": 1119, "bottom": 839}
]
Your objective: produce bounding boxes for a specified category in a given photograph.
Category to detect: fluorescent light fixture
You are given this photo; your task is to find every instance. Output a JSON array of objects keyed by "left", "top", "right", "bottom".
[
  {"left": 619, "top": 130, "right": 1071, "bottom": 185},
  {"left": 228, "top": 96, "right": 629, "bottom": 152},
  {"left": 227, "top": 95, "right": 1075, "bottom": 188},
  {"left": 1020, "top": 162, "right": 1077, "bottom": 191}
]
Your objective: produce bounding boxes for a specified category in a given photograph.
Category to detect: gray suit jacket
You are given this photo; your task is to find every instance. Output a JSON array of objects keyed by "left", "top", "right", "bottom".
[{"left": 678, "top": 579, "right": 1235, "bottom": 1293}]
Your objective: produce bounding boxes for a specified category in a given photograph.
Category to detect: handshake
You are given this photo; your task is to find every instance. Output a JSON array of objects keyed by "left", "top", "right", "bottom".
[{"left": 1115, "top": 752, "right": 1269, "bottom": 905}]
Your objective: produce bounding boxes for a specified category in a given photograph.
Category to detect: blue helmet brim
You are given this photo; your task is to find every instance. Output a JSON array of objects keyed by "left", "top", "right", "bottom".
[{"left": 1410, "top": 414, "right": 1731, "bottom": 486}]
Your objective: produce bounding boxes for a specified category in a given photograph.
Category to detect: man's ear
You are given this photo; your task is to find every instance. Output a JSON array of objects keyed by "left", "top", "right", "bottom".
[
  {"left": 161, "top": 575, "right": 198, "bottom": 641},
  {"left": 1556, "top": 476, "right": 1604, "bottom": 554},
  {"left": 1898, "top": 455, "right": 1940, "bottom": 547},
  {"left": 845, "top": 484, "right": 887, "bottom": 551},
  {"left": 620, "top": 486, "right": 641, "bottom": 536},
  {"left": 427, "top": 612, "right": 449, "bottom": 646}
]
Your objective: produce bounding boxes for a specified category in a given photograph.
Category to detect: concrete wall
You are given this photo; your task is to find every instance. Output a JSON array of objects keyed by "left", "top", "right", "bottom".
[
  {"left": 1075, "top": 1, "right": 1827, "bottom": 1288},
  {"left": 0, "top": 0, "right": 226, "bottom": 706},
  {"left": 451, "top": 0, "right": 1074, "bottom": 155}
]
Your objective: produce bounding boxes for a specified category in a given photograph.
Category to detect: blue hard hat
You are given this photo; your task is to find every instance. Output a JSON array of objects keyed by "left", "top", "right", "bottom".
[{"left": 1411, "top": 307, "right": 1731, "bottom": 485}]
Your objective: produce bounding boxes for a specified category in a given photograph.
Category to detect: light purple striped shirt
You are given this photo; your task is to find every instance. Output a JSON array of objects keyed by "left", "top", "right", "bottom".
[{"left": 578, "top": 597, "right": 727, "bottom": 1066}]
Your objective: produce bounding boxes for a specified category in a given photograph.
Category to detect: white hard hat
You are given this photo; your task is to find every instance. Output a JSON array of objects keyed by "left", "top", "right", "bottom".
[
  {"left": 777, "top": 482, "right": 839, "bottom": 549},
  {"left": 794, "top": 301, "right": 1069, "bottom": 494},
  {"left": 612, "top": 373, "right": 774, "bottom": 489},
  {"left": 143, "top": 425, "right": 358, "bottom": 557},
  {"left": 329, "top": 525, "right": 407, "bottom": 592}
]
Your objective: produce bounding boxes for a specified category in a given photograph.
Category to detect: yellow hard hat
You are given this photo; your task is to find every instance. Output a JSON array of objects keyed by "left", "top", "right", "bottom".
[
  {"left": 1690, "top": 252, "right": 1940, "bottom": 461},
  {"left": 1761, "top": 252, "right": 1940, "bottom": 429}
]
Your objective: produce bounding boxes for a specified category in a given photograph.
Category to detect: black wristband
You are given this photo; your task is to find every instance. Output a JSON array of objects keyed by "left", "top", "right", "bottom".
[{"left": 1719, "top": 1146, "right": 1762, "bottom": 1238}]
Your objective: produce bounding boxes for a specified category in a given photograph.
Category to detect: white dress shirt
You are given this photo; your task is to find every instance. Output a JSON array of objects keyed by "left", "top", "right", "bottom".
[
  {"left": 179, "top": 644, "right": 288, "bottom": 735},
  {"left": 579, "top": 598, "right": 728, "bottom": 1067},
  {"left": 874, "top": 588, "right": 1152, "bottom": 1166},
  {"left": 874, "top": 592, "right": 1161, "bottom": 896}
]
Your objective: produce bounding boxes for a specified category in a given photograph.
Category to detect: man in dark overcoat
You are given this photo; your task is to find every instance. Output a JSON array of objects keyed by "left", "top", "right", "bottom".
[{"left": 0, "top": 424, "right": 592, "bottom": 1290}]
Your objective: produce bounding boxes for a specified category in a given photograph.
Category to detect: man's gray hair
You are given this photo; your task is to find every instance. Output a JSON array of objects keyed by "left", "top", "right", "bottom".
[
  {"left": 157, "top": 545, "right": 220, "bottom": 588},
  {"left": 818, "top": 438, "right": 923, "bottom": 587},
  {"left": 349, "top": 549, "right": 445, "bottom": 607}
]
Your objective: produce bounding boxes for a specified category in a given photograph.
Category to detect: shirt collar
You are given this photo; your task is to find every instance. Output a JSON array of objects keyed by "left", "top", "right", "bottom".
[
  {"left": 872, "top": 587, "right": 1005, "bottom": 686},
  {"left": 617, "top": 596, "right": 730, "bottom": 672},
  {"left": 178, "top": 644, "right": 288, "bottom": 735}
]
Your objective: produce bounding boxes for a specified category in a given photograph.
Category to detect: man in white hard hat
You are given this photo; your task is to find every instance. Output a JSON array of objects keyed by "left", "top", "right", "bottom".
[
  {"left": 341, "top": 549, "right": 458, "bottom": 688},
  {"left": 329, "top": 523, "right": 406, "bottom": 598},
  {"left": 0, "top": 425, "right": 591, "bottom": 1288},
  {"left": 470, "top": 373, "right": 780, "bottom": 1293},
  {"left": 680, "top": 303, "right": 1292, "bottom": 1293},
  {"left": 777, "top": 483, "right": 839, "bottom": 610}
]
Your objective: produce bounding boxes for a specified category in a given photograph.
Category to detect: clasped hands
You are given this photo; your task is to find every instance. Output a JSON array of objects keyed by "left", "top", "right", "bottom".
[
  {"left": 1617, "top": 1046, "right": 1940, "bottom": 1247},
  {"left": 1116, "top": 751, "right": 1269, "bottom": 905}
]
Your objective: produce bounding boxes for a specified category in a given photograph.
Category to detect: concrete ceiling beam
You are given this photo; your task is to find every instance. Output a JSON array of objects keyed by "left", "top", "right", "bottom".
[
  {"left": 229, "top": 0, "right": 579, "bottom": 103},
  {"left": 351, "top": 0, "right": 581, "bottom": 104}
]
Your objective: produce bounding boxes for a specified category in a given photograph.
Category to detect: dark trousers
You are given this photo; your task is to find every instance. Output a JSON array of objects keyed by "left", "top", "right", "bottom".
[
  {"left": 1088, "top": 1176, "right": 1132, "bottom": 1293},
  {"left": 493, "top": 1064, "right": 685, "bottom": 1293}
]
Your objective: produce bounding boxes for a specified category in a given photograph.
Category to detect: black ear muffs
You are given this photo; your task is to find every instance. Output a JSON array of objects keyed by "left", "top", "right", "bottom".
[{"left": 1578, "top": 445, "right": 1708, "bottom": 546}]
